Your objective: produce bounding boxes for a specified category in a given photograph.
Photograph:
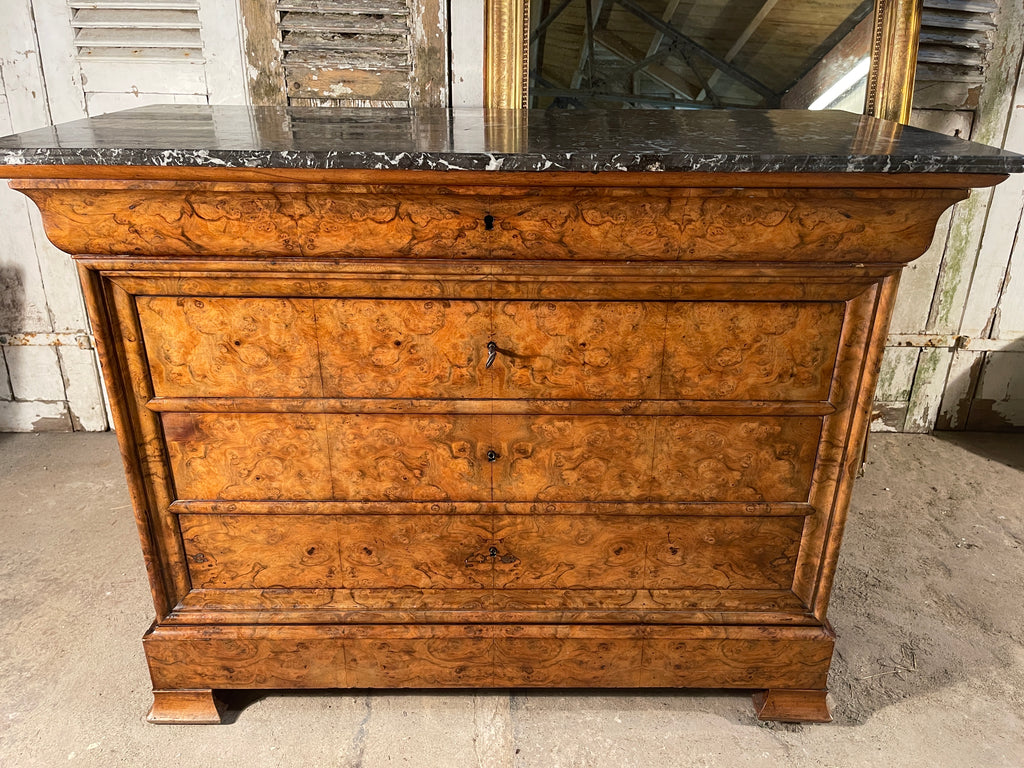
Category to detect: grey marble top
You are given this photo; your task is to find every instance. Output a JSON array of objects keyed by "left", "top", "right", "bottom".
[{"left": 0, "top": 105, "right": 1020, "bottom": 174}]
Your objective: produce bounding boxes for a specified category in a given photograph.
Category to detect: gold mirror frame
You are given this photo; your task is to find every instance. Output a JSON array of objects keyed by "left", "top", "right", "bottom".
[{"left": 485, "top": 0, "right": 921, "bottom": 123}]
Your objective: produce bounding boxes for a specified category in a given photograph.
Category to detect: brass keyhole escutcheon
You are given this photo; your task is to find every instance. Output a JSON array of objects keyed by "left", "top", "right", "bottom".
[
  {"left": 486, "top": 449, "right": 500, "bottom": 462},
  {"left": 485, "top": 341, "right": 498, "bottom": 368}
]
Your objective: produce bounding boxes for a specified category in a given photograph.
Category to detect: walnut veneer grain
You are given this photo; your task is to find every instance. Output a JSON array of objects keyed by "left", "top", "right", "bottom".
[
  {"left": 162, "top": 413, "right": 819, "bottom": 502},
  {"left": 12, "top": 179, "right": 968, "bottom": 262},
  {"left": 137, "top": 297, "right": 844, "bottom": 401},
  {"left": 9, "top": 163, "right": 1003, "bottom": 724}
]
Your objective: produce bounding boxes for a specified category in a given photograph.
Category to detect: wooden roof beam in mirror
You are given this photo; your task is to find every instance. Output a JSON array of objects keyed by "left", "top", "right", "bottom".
[{"left": 614, "top": 0, "right": 779, "bottom": 105}]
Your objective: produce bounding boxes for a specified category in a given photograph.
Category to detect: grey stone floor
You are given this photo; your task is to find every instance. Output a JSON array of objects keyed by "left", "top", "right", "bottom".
[{"left": 0, "top": 431, "right": 1022, "bottom": 767}]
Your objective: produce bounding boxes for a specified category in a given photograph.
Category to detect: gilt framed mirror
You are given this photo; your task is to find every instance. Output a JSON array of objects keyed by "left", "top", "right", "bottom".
[{"left": 484, "top": 0, "right": 921, "bottom": 123}]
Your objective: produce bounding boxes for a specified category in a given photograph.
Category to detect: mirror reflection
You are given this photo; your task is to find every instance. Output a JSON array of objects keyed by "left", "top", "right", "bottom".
[{"left": 529, "top": 0, "right": 874, "bottom": 111}]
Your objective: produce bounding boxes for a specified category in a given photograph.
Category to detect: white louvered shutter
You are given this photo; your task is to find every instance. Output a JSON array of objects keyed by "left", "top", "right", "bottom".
[{"left": 70, "top": 0, "right": 208, "bottom": 113}]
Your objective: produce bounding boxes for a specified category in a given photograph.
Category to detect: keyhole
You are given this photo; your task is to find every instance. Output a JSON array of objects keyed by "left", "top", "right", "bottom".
[
  {"left": 483, "top": 214, "right": 495, "bottom": 230},
  {"left": 488, "top": 546, "right": 498, "bottom": 557},
  {"left": 487, "top": 450, "right": 500, "bottom": 462}
]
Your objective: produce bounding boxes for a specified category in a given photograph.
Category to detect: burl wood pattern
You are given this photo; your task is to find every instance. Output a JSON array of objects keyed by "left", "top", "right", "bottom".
[
  {"left": 495, "top": 416, "right": 820, "bottom": 502},
  {"left": 792, "top": 285, "right": 880, "bottom": 609},
  {"left": 14, "top": 179, "right": 967, "bottom": 263},
  {"left": 140, "top": 297, "right": 490, "bottom": 399},
  {"left": 326, "top": 415, "right": 491, "bottom": 501},
  {"left": 495, "top": 416, "right": 654, "bottom": 501},
  {"left": 491, "top": 630, "right": 643, "bottom": 687},
  {"left": 491, "top": 301, "right": 664, "bottom": 399},
  {"left": 493, "top": 515, "right": 803, "bottom": 590},
  {"left": 105, "top": 261, "right": 888, "bottom": 304},
  {"left": 317, "top": 299, "right": 490, "bottom": 398},
  {"left": 644, "top": 517, "right": 805, "bottom": 589},
  {"left": 144, "top": 623, "right": 834, "bottom": 694},
  {"left": 649, "top": 417, "right": 821, "bottom": 502},
  {"left": 167, "top": 585, "right": 812, "bottom": 626},
  {"left": 137, "top": 295, "right": 842, "bottom": 402},
  {"left": 7, "top": 164, "right": 993, "bottom": 724},
  {"left": 179, "top": 513, "right": 804, "bottom": 591},
  {"left": 107, "top": 283, "right": 193, "bottom": 608},
  {"left": 138, "top": 296, "right": 322, "bottom": 398},
  {"left": 642, "top": 626, "right": 833, "bottom": 689},
  {"left": 163, "top": 412, "right": 333, "bottom": 500},
  {"left": 662, "top": 302, "right": 843, "bottom": 400},
  {"left": 163, "top": 412, "right": 819, "bottom": 503},
  {"left": 181, "top": 513, "right": 492, "bottom": 589}
]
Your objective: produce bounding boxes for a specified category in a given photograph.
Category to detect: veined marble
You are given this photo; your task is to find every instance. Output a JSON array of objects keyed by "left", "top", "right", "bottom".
[{"left": 0, "top": 106, "right": 1020, "bottom": 174}]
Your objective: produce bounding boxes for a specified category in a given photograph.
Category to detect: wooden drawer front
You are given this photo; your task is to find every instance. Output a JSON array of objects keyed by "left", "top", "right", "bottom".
[
  {"left": 491, "top": 301, "right": 665, "bottom": 399},
  {"left": 643, "top": 517, "right": 803, "bottom": 589},
  {"left": 138, "top": 297, "right": 323, "bottom": 398},
  {"left": 327, "top": 414, "right": 490, "bottom": 500},
  {"left": 140, "top": 297, "right": 490, "bottom": 399},
  {"left": 180, "top": 513, "right": 802, "bottom": 591},
  {"left": 661, "top": 302, "right": 843, "bottom": 401},
  {"left": 316, "top": 299, "right": 489, "bottom": 398},
  {"left": 494, "top": 416, "right": 820, "bottom": 502},
  {"left": 164, "top": 413, "right": 818, "bottom": 502},
  {"left": 181, "top": 514, "right": 492, "bottom": 590},
  {"left": 648, "top": 416, "right": 820, "bottom": 502},
  {"left": 140, "top": 296, "right": 842, "bottom": 402},
  {"left": 144, "top": 623, "right": 834, "bottom": 691},
  {"left": 493, "top": 300, "right": 842, "bottom": 401},
  {"left": 493, "top": 515, "right": 803, "bottom": 590},
  {"left": 164, "top": 413, "right": 491, "bottom": 501},
  {"left": 164, "top": 413, "right": 334, "bottom": 500}
]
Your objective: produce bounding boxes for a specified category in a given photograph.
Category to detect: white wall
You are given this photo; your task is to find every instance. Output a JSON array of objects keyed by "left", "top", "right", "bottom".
[{"left": 0, "top": 0, "right": 248, "bottom": 431}]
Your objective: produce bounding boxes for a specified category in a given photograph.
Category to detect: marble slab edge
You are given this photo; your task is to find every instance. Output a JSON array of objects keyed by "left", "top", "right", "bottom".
[{"left": 0, "top": 148, "right": 1022, "bottom": 175}]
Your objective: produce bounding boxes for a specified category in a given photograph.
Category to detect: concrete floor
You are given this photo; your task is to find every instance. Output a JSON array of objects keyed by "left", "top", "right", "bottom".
[{"left": 0, "top": 431, "right": 1022, "bottom": 767}]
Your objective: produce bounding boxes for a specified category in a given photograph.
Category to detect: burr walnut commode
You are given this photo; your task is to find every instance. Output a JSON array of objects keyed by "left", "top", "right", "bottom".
[{"left": 1, "top": 106, "right": 1020, "bottom": 724}]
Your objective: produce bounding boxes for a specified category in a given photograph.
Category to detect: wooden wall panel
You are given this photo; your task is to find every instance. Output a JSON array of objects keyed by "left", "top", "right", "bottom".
[
  {"left": 905, "top": 6, "right": 1024, "bottom": 432},
  {"left": 0, "top": 0, "right": 105, "bottom": 432}
]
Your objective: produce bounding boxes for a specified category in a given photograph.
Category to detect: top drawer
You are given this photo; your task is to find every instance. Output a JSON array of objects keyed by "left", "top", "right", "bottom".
[{"left": 137, "top": 296, "right": 843, "bottom": 401}]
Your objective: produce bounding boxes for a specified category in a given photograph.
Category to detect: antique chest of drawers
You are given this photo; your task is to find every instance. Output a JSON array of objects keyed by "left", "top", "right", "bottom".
[{"left": 1, "top": 106, "right": 1020, "bottom": 724}]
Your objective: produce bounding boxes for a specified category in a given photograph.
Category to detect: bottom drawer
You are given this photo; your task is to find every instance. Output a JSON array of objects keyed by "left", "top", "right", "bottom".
[
  {"left": 145, "top": 623, "right": 834, "bottom": 690},
  {"left": 180, "top": 512, "right": 805, "bottom": 591}
]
